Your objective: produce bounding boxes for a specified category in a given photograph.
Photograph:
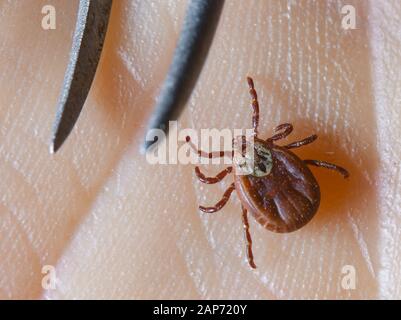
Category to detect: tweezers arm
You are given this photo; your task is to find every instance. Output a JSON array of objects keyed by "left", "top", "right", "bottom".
[
  {"left": 51, "top": 0, "right": 113, "bottom": 153},
  {"left": 143, "top": 0, "right": 225, "bottom": 152}
]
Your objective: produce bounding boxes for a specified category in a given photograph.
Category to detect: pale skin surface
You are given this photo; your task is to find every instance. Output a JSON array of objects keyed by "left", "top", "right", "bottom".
[{"left": 0, "top": 0, "right": 400, "bottom": 299}]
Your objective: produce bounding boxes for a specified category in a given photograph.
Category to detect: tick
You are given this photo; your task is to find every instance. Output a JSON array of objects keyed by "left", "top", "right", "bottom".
[{"left": 186, "top": 77, "right": 349, "bottom": 269}]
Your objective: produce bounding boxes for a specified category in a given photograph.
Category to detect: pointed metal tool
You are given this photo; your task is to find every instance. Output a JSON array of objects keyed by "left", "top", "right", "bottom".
[
  {"left": 50, "top": 0, "right": 113, "bottom": 153},
  {"left": 142, "top": 0, "right": 225, "bottom": 153},
  {"left": 51, "top": 0, "right": 223, "bottom": 154}
]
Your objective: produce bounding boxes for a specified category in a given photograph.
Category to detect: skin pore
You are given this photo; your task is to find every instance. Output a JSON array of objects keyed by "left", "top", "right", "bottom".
[{"left": 0, "top": 0, "right": 401, "bottom": 299}]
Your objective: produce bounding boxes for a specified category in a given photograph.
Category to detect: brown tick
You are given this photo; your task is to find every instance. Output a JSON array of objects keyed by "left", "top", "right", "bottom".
[{"left": 186, "top": 77, "right": 349, "bottom": 269}]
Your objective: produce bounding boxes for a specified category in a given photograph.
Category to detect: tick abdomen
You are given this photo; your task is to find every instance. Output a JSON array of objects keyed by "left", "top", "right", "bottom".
[{"left": 235, "top": 145, "right": 320, "bottom": 233}]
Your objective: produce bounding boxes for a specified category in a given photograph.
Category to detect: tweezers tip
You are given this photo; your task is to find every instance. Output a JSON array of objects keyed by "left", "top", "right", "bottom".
[
  {"left": 140, "top": 139, "right": 157, "bottom": 155},
  {"left": 49, "top": 136, "right": 63, "bottom": 154},
  {"left": 49, "top": 143, "right": 58, "bottom": 154}
]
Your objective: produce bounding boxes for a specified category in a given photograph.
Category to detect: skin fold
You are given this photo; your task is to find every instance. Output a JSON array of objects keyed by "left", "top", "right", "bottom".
[{"left": 0, "top": 0, "right": 400, "bottom": 299}]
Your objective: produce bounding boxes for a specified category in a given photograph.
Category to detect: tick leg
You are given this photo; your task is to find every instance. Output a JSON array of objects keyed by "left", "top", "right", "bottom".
[
  {"left": 195, "top": 166, "right": 233, "bottom": 184},
  {"left": 267, "top": 123, "right": 293, "bottom": 142},
  {"left": 247, "top": 77, "right": 260, "bottom": 136},
  {"left": 241, "top": 205, "right": 256, "bottom": 269},
  {"left": 304, "top": 159, "right": 349, "bottom": 178},
  {"left": 186, "top": 136, "right": 233, "bottom": 159},
  {"left": 285, "top": 134, "right": 318, "bottom": 149},
  {"left": 199, "top": 183, "right": 235, "bottom": 213}
]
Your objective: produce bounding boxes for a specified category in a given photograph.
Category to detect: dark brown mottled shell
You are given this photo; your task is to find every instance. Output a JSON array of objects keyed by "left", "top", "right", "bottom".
[{"left": 234, "top": 142, "right": 320, "bottom": 233}]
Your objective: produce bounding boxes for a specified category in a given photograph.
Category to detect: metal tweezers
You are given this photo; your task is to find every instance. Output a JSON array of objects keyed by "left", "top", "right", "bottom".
[{"left": 50, "top": 0, "right": 225, "bottom": 154}]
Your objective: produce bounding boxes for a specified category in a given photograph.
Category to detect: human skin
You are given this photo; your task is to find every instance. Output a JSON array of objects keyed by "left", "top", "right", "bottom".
[{"left": 0, "top": 0, "right": 400, "bottom": 299}]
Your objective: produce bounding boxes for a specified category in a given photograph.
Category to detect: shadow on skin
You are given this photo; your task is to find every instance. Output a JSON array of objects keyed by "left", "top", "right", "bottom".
[{"left": 93, "top": 0, "right": 175, "bottom": 148}]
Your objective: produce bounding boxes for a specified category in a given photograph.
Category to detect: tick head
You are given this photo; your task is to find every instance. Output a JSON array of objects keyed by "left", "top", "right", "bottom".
[{"left": 233, "top": 137, "right": 273, "bottom": 177}]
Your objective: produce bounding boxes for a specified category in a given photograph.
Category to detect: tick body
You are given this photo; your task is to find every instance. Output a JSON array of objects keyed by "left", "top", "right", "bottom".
[
  {"left": 234, "top": 141, "right": 321, "bottom": 233},
  {"left": 186, "top": 77, "right": 349, "bottom": 269}
]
